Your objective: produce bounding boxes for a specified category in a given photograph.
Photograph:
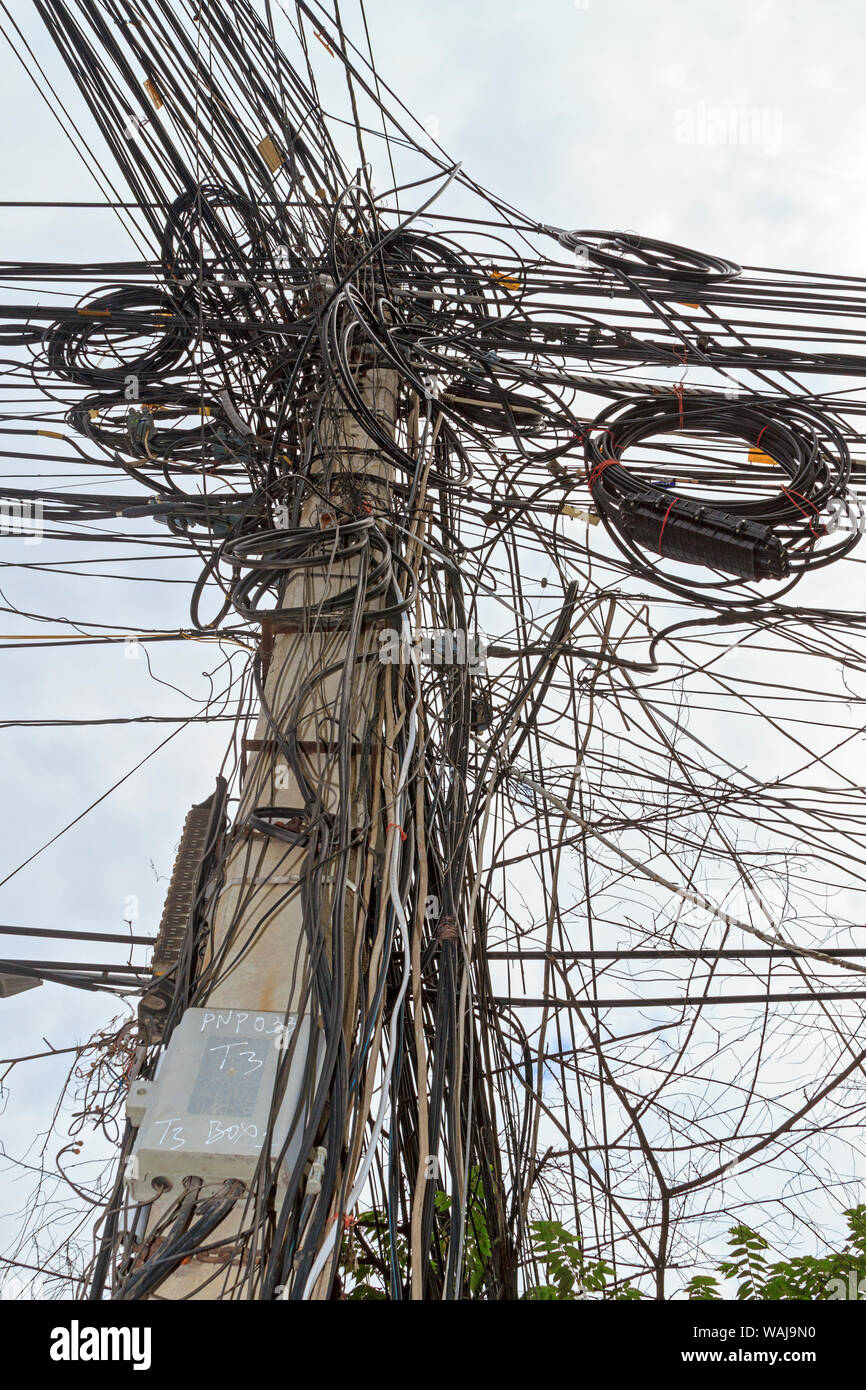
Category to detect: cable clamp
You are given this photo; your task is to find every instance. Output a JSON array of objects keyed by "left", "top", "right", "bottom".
[
  {"left": 437, "top": 914, "right": 460, "bottom": 943},
  {"left": 306, "top": 1146, "right": 327, "bottom": 1197}
]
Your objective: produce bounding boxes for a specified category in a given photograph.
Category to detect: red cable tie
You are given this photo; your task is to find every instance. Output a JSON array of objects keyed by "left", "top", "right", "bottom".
[
  {"left": 782, "top": 487, "right": 819, "bottom": 538},
  {"left": 586, "top": 427, "right": 615, "bottom": 451},
  {"left": 756, "top": 424, "right": 770, "bottom": 449},
  {"left": 386, "top": 822, "right": 408, "bottom": 842},
  {"left": 658, "top": 499, "right": 677, "bottom": 554},
  {"left": 588, "top": 456, "right": 618, "bottom": 489},
  {"left": 784, "top": 486, "right": 819, "bottom": 515},
  {"left": 584, "top": 430, "right": 618, "bottom": 487}
]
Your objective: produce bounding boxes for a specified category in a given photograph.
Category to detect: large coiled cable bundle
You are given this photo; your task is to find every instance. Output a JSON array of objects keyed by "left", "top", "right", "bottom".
[{"left": 582, "top": 394, "right": 856, "bottom": 600}]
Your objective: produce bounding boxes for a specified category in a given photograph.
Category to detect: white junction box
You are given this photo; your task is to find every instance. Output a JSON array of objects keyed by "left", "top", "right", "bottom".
[{"left": 124, "top": 1007, "right": 315, "bottom": 1202}]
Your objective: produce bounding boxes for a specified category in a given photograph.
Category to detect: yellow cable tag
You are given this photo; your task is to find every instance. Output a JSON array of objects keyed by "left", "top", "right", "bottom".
[
  {"left": 258, "top": 135, "right": 284, "bottom": 173},
  {"left": 561, "top": 504, "right": 598, "bottom": 525},
  {"left": 489, "top": 269, "right": 521, "bottom": 292},
  {"left": 748, "top": 448, "right": 777, "bottom": 466}
]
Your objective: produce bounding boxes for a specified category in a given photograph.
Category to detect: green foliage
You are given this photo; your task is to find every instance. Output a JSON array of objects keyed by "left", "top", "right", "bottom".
[
  {"left": 341, "top": 1166, "right": 494, "bottom": 1299},
  {"left": 341, "top": 1210, "right": 402, "bottom": 1301},
  {"left": 433, "top": 1167, "right": 492, "bottom": 1295},
  {"left": 341, "top": 1192, "right": 866, "bottom": 1301},
  {"left": 682, "top": 1204, "right": 866, "bottom": 1302},
  {"left": 719, "top": 1223, "right": 771, "bottom": 1300},
  {"left": 523, "top": 1219, "right": 642, "bottom": 1301},
  {"left": 684, "top": 1274, "right": 723, "bottom": 1301}
]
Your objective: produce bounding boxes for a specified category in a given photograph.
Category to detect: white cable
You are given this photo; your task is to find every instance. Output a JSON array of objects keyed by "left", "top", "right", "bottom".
[{"left": 299, "top": 611, "right": 420, "bottom": 1298}]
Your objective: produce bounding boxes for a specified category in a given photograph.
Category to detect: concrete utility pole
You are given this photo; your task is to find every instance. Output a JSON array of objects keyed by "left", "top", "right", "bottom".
[{"left": 130, "top": 363, "right": 401, "bottom": 1299}]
